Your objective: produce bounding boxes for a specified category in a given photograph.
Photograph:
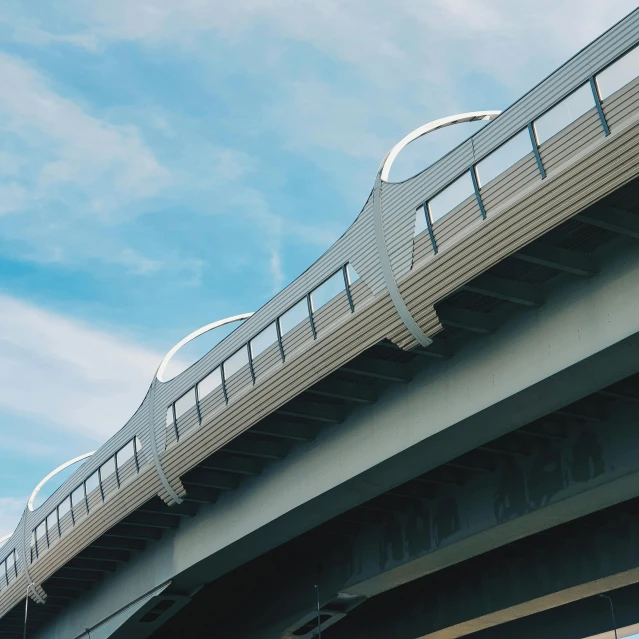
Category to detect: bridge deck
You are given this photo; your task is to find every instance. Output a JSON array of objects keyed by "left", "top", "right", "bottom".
[{"left": 2, "top": 8, "right": 639, "bottom": 632}]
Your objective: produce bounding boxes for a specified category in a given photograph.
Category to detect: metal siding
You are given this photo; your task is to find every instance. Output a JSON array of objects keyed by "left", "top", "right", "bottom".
[
  {"left": 432, "top": 197, "right": 482, "bottom": 252},
  {"left": 314, "top": 292, "right": 352, "bottom": 335},
  {"left": 4, "top": 11, "right": 639, "bottom": 623},
  {"left": 481, "top": 155, "right": 541, "bottom": 214},
  {"left": 252, "top": 344, "right": 283, "bottom": 380},
  {"left": 412, "top": 232, "right": 435, "bottom": 267},
  {"left": 538, "top": 109, "right": 604, "bottom": 174},
  {"left": 603, "top": 76, "right": 639, "bottom": 130}
]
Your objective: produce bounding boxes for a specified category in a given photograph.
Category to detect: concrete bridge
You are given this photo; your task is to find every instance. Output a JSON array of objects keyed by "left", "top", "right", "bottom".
[{"left": 2, "top": 8, "right": 639, "bottom": 639}]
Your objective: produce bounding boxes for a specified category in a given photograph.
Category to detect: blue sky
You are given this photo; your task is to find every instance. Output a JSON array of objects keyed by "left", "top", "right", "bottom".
[{"left": 0, "top": 0, "right": 637, "bottom": 537}]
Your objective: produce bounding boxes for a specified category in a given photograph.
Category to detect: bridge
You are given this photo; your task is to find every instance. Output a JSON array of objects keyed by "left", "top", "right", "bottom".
[{"left": 2, "top": 9, "right": 639, "bottom": 639}]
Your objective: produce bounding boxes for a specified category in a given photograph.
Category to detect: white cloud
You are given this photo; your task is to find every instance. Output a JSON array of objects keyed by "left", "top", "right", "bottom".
[
  {"left": 61, "top": 1, "right": 637, "bottom": 83},
  {"left": 0, "top": 183, "right": 28, "bottom": 215},
  {"left": 0, "top": 295, "right": 163, "bottom": 442},
  {"left": 0, "top": 51, "right": 179, "bottom": 275},
  {"left": 268, "top": 249, "right": 284, "bottom": 294},
  {"left": 0, "top": 52, "right": 169, "bottom": 214},
  {"left": 57, "top": 0, "right": 636, "bottom": 192}
]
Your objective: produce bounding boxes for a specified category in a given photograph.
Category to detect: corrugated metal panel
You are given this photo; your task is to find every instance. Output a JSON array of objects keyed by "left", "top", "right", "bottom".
[
  {"left": 472, "top": 8, "right": 639, "bottom": 158},
  {"left": 350, "top": 279, "right": 371, "bottom": 309},
  {"left": 384, "top": 140, "right": 475, "bottom": 221},
  {"left": 3, "top": 10, "right": 639, "bottom": 623},
  {"left": 481, "top": 155, "right": 541, "bottom": 214},
  {"left": 604, "top": 76, "right": 639, "bottom": 131},
  {"left": 412, "top": 232, "right": 434, "bottom": 267},
  {"left": 539, "top": 109, "right": 604, "bottom": 174},
  {"left": 433, "top": 197, "right": 482, "bottom": 251},
  {"left": 253, "top": 344, "right": 283, "bottom": 380},
  {"left": 382, "top": 182, "right": 419, "bottom": 281},
  {"left": 314, "top": 292, "right": 352, "bottom": 335},
  {"left": 401, "top": 118, "right": 639, "bottom": 332}
]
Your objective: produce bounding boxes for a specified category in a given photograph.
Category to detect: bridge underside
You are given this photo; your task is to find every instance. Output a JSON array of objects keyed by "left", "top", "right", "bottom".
[
  {"left": 140, "top": 179, "right": 639, "bottom": 639},
  {"left": 16, "top": 178, "right": 639, "bottom": 639}
]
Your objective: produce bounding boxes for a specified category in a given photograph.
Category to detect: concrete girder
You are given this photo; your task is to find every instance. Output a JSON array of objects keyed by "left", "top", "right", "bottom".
[
  {"left": 195, "top": 400, "right": 639, "bottom": 639},
  {"left": 33, "top": 244, "right": 639, "bottom": 639}
]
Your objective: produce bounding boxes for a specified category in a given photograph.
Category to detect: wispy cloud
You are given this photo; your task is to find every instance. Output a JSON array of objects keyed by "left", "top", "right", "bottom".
[
  {"left": 0, "top": 51, "right": 182, "bottom": 276},
  {"left": 0, "top": 295, "right": 161, "bottom": 442},
  {"left": 0, "top": 53, "right": 170, "bottom": 209},
  {"left": 52, "top": 1, "right": 637, "bottom": 85}
]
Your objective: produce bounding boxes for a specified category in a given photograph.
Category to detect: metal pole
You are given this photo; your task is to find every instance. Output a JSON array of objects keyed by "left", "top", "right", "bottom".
[
  {"left": 23, "top": 585, "right": 29, "bottom": 639},
  {"left": 315, "top": 584, "right": 322, "bottom": 638},
  {"left": 599, "top": 594, "right": 618, "bottom": 639}
]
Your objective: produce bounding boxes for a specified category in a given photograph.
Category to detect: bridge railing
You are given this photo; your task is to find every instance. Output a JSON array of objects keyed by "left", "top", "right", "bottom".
[
  {"left": 405, "top": 41, "right": 639, "bottom": 268},
  {"left": 1, "top": 8, "right": 638, "bottom": 611}
]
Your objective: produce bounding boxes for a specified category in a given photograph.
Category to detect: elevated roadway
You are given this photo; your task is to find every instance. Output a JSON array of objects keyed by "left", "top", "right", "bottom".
[{"left": 2, "top": 8, "right": 639, "bottom": 639}]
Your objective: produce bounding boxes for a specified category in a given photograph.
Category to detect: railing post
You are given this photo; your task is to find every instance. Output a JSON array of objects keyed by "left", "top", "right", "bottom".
[
  {"left": 528, "top": 122, "right": 546, "bottom": 179},
  {"left": 307, "top": 293, "right": 317, "bottom": 339},
  {"left": 342, "top": 264, "right": 355, "bottom": 313},
  {"left": 590, "top": 76, "right": 611, "bottom": 136},
  {"left": 247, "top": 346, "right": 257, "bottom": 384},
  {"left": 275, "top": 319, "right": 286, "bottom": 363},
  {"left": 423, "top": 202, "right": 438, "bottom": 255},
  {"left": 220, "top": 366, "right": 229, "bottom": 405},
  {"left": 470, "top": 166, "right": 487, "bottom": 219}
]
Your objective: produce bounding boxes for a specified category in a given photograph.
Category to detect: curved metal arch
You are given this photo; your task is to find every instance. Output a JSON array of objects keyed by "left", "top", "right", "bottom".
[
  {"left": 155, "top": 313, "right": 254, "bottom": 383},
  {"left": 28, "top": 452, "right": 95, "bottom": 513},
  {"left": 150, "top": 313, "right": 254, "bottom": 505},
  {"left": 373, "top": 110, "right": 501, "bottom": 348},
  {"left": 378, "top": 111, "right": 502, "bottom": 184}
]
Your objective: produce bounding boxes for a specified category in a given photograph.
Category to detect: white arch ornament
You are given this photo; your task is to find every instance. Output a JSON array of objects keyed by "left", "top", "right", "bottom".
[
  {"left": 23, "top": 453, "right": 95, "bottom": 602},
  {"left": 155, "top": 313, "right": 254, "bottom": 383},
  {"left": 373, "top": 110, "right": 502, "bottom": 348},
  {"left": 149, "top": 313, "right": 253, "bottom": 506},
  {"left": 28, "top": 452, "right": 96, "bottom": 512}
]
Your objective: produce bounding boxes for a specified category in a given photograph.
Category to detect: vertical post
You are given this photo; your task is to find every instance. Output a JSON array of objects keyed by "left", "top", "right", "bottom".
[
  {"left": 23, "top": 584, "right": 29, "bottom": 639},
  {"left": 275, "top": 318, "right": 286, "bottom": 363},
  {"left": 133, "top": 436, "right": 140, "bottom": 473},
  {"left": 342, "top": 264, "right": 355, "bottom": 313},
  {"left": 98, "top": 468, "right": 105, "bottom": 502},
  {"left": 194, "top": 385, "right": 202, "bottom": 425},
  {"left": 247, "top": 346, "right": 256, "bottom": 384},
  {"left": 470, "top": 166, "right": 487, "bottom": 219},
  {"left": 307, "top": 293, "right": 317, "bottom": 339},
  {"left": 423, "top": 202, "right": 438, "bottom": 255},
  {"left": 528, "top": 122, "right": 546, "bottom": 179},
  {"left": 599, "top": 594, "right": 618, "bottom": 639},
  {"left": 171, "top": 404, "right": 179, "bottom": 443},
  {"left": 315, "top": 584, "right": 322, "bottom": 639},
  {"left": 220, "top": 366, "right": 229, "bottom": 405},
  {"left": 590, "top": 76, "right": 610, "bottom": 136}
]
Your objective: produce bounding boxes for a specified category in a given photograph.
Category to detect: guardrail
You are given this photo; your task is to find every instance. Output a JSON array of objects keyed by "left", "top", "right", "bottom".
[{"left": 1, "top": 7, "right": 638, "bottom": 617}]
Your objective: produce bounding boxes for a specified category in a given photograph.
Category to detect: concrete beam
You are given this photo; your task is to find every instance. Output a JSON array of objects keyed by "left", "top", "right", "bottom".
[
  {"left": 326, "top": 506, "right": 639, "bottom": 639},
  {"left": 513, "top": 243, "right": 598, "bottom": 277},
  {"left": 575, "top": 207, "right": 639, "bottom": 239},
  {"left": 463, "top": 274, "right": 542, "bottom": 307},
  {"left": 305, "top": 380, "right": 377, "bottom": 404},
  {"left": 437, "top": 306, "right": 495, "bottom": 334},
  {"left": 34, "top": 244, "right": 639, "bottom": 639},
  {"left": 173, "top": 401, "right": 639, "bottom": 639},
  {"left": 341, "top": 357, "right": 411, "bottom": 382},
  {"left": 467, "top": 581, "right": 639, "bottom": 639}
]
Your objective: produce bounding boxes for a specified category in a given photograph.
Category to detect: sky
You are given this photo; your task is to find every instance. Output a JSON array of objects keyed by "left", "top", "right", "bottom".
[{"left": 0, "top": 0, "right": 637, "bottom": 539}]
